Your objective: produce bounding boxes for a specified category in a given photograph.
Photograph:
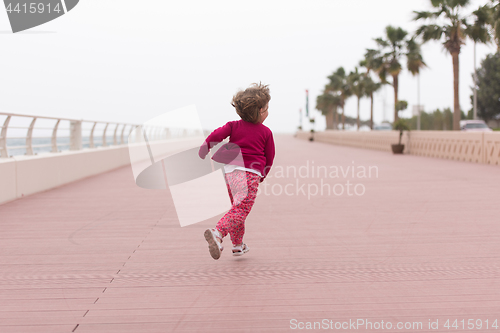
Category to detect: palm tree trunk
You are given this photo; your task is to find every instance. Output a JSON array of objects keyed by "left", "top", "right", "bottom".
[
  {"left": 452, "top": 52, "right": 460, "bottom": 130},
  {"left": 357, "top": 97, "right": 360, "bottom": 131},
  {"left": 325, "top": 106, "right": 334, "bottom": 130},
  {"left": 333, "top": 105, "right": 338, "bottom": 130},
  {"left": 342, "top": 106, "right": 345, "bottom": 130},
  {"left": 370, "top": 92, "right": 374, "bottom": 130},
  {"left": 393, "top": 74, "right": 399, "bottom": 122}
]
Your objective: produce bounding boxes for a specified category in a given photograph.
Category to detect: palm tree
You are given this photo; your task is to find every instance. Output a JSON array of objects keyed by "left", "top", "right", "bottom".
[
  {"left": 348, "top": 68, "right": 365, "bottom": 131},
  {"left": 373, "top": 26, "right": 425, "bottom": 122},
  {"left": 316, "top": 90, "right": 341, "bottom": 130},
  {"left": 490, "top": 0, "right": 500, "bottom": 49},
  {"left": 360, "top": 49, "right": 384, "bottom": 129},
  {"left": 363, "top": 76, "right": 382, "bottom": 130},
  {"left": 327, "top": 67, "right": 352, "bottom": 130},
  {"left": 407, "top": 37, "right": 427, "bottom": 128},
  {"left": 466, "top": 5, "right": 493, "bottom": 119},
  {"left": 414, "top": 0, "right": 490, "bottom": 130}
]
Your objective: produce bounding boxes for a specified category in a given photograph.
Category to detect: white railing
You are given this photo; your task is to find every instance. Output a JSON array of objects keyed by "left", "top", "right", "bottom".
[{"left": 0, "top": 112, "right": 199, "bottom": 158}]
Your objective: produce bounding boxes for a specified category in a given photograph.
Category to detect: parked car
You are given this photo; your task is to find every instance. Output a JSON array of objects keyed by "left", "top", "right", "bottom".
[
  {"left": 460, "top": 120, "right": 493, "bottom": 132},
  {"left": 373, "top": 123, "right": 393, "bottom": 131}
]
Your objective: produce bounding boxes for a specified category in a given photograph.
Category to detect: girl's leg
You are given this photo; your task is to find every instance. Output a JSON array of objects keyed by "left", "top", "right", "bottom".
[{"left": 215, "top": 171, "right": 260, "bottom": 245}]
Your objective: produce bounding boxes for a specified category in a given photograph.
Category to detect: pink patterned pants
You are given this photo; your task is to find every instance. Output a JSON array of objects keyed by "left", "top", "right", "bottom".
[{"left": 216, "top": 170, "right": 260, "bottom": 246}]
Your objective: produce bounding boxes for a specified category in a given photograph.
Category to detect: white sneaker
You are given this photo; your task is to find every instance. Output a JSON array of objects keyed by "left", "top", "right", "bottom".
[
  {"left": 204, "top": 228, "right": 223, "bottom": 260},
  {"left": 232, "top": 243, "right": 250, "bottom": 256}
]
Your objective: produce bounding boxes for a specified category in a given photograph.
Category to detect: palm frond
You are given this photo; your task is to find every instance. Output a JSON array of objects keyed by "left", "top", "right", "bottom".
[
  {"left": 374, "top": 37, "right": 389, "bottom": 48},
  {"left": 416, "top": 24, "right": 445, "bottom": 42},
  {"left": 348, "top": 76, "right": 364, "bottom": 99},
  {"left": 377, "top": 66, "right": 389, "bottom": 84},
  {"left": 327, "top": 67, "right": 353, "bottom": 103},
  {"left": 362, "top": 76, "right": 382, "bottom": 96},
  {"left": 488, "top": 1, "right": 500, "bottom": 47},
  {"left": 473, "top": 4, "right": 491, "bottom": 24},
  {"left": 431, "top": 0, "right": 445, "bottom": 8},
  {"left": 449, "top": 0, "right": 470, "bottom": 9},
  {"left": 386, "top": 26, "right": 408, "bottom": 45},
  {"left": 388, "top": 60, "right": 402, "bottom": 75},
  {"left": 407, "top": 38, "right": 427, "bottom": 75},
  {"left": 361, "top": 49, "right": 382, "bottom": 73},
  {"left": 465, "top": 11, "right": 492, "bottom": 44},
  {"left": 413, "top": 10, "right": 440, "bottom": 20}
]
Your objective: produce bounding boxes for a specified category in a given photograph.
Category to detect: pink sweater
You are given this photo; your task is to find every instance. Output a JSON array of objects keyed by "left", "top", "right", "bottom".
[{"left": 199, "top": 120, "right": 275, "bottom": 178}]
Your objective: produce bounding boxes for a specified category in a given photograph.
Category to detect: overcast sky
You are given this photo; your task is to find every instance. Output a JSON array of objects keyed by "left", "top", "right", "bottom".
[{"left": 0, "top": 0, "right": 497, "bottom": 133}]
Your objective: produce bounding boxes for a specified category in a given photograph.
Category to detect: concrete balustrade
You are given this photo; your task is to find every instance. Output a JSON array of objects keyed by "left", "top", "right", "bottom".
[
  {"left": 297, "top": 130, "right": 408, "bottom": 152},
  {"left": 0, "top": 145, "right": 131, "bottom": 205},
  {"left": 408, "top": 131, "right": 484, "bottom": 163},
  {"left": 0, "top": 111, "right": 210, "bottom": 205},
  {"left": 297, "top": 130, "right": 500, "bottom": 166},
  {"left": 484, "top": 132, "right": 500, "bottom": 165},
  {"left": 0, "top": 138, "right": 202, "bottom": 205}
]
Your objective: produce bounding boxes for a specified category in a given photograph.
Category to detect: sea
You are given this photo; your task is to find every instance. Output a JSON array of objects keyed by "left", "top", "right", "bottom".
[{"left": 5, "top": 137, "right": 118, "bottom": 157}]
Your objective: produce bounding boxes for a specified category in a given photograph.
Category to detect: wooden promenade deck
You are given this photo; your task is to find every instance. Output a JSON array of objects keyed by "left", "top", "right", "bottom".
[{"left": 0, "top": 135, "right": 499, "bottom": 332}]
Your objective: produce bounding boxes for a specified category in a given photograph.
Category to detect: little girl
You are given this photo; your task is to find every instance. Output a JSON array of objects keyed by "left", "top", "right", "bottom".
[{"left": 198, "top": 83, "right": 275, "bottom": 260}]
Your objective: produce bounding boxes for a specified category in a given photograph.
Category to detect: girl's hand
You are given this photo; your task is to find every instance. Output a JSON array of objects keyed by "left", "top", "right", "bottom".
[{"left": 198, "top": 143, "right": 209, "bottom": 159}]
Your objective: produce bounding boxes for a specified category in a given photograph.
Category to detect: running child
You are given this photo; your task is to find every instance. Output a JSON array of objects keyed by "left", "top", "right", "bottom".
[{"left": 198, "top": 83, "right": 275, "bottom": 259}]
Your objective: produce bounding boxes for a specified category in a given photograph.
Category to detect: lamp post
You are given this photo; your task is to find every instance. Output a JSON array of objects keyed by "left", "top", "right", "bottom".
[
  {"left": 417, "top": 74, "right": 421, "bottom": 130},
  {"left": 299, "top": 108, "right": 302, "bottom": 130},
  {"left": 305, "top": 89, "right": 309, "bottom": 118}
]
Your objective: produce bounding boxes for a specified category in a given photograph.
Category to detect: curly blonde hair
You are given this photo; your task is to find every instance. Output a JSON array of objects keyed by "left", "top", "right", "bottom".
[{"left": 231, "top": 83, "right": 271, "bottom": 124}]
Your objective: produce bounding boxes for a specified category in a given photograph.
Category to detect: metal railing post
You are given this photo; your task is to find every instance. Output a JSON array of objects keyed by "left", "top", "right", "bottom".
[
  {"left": 0, "top": 112, "right": 141, "bottom": 156},
  {"left": 90, "top": 122, "right": 97, "bottom": 148},
  {"left": 113, "top": 124, "right": 119, "bottom": 145},
  {"left": 70, "top": 120, "right": 82, "bottom": 151},
  {"left": 128, "top": 126, "right": 135, "bottom": 143},
  {"left": 120, "top": 124, "right": 126, "bottom": 145},
  {"left": 135, "top": 125, "right": 143, "bottom": 143},
  {"left": 153, "top": 127, "right": 157, "bottom": 140},
  {"left": 51, "top": 119, "right": 61, "bottom": 153},
  {"left": 26, "top": 118, "right": 37, "bottom": 155},
  {"left": 102, "top": 123, "right": 109, "bottom": 147},
  {"left": 0, "top": 116, "right": 11, "bottom": 158},
  {"left": 150, "top": 127, "right": 155, "bottom": 141}
]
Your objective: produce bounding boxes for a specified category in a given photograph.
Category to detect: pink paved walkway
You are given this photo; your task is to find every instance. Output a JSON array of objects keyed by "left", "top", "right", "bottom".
[{"left": 1, "top": 135, "right": 500, "bottom": 333}]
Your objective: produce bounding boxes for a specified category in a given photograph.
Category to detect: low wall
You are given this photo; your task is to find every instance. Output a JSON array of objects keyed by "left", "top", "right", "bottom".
[
  {"left": 484, "top": 132, "right": 500, "bottom": 165},
  {"left": 408, "top": 131, "right": 484, "bottom": 163},
  {"left": 298, "top": 130, "right": 409, "bottom": 152},
  {"left": 0, "top": 138, "right": 202, "bottom": 205},
  {"left": 297, "top": 130, "right": 500, "bottom": 166},
  {"left": 0, "top": 159, "right": 17, "bottom": 205},
  {"left": 0, "top": 145, "right": 131, "bottom": 205}
]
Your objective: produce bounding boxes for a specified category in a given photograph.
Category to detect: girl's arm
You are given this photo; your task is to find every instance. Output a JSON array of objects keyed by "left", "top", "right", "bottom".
[
  {"left": 262, "top": 132, "right": 275, "bottom": 180},
  {"left": 198, "top": 122, "right": 233, "bottom": 159}
]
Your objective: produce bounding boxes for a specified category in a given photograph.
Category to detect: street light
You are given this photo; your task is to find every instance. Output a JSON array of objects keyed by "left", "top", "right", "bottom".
[{"left": 473, "top": 42, "right": 478, "bottom": 120}]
